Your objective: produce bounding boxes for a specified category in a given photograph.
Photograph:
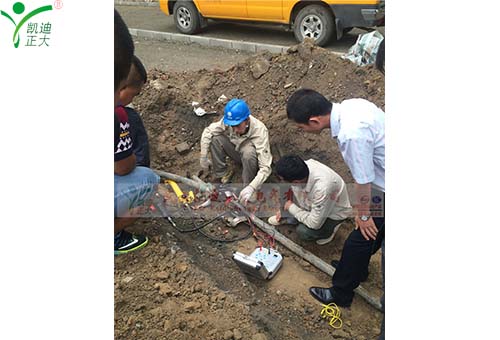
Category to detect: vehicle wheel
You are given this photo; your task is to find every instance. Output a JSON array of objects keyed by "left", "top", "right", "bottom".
[
  {"left": 173, "top": 1, "right": 201, "bottom": 34},
  {"left": 293, "top": 5, "right": 334, "bottom": 46}
]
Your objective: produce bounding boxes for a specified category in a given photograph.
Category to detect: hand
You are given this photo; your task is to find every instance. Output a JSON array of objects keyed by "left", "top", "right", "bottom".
[
  {"left": 276, "top": 209, "right": 281, "bottom": 222},
  {"left": 238, "top": 185, "right": 255, "bottom": 205},
  {"left": 355, "top": 216, "right": 378, "bottom": 241},
  {"left": 284, "top": 200, "right": 293, "bottom": 211},
  {"left": 200, "top": 155, "right": 212, "bottom": 170}
]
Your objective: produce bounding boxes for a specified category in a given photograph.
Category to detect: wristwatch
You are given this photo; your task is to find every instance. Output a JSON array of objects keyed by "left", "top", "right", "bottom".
[{"left": 360, "top": 215, "right": 370, "bottom": 222}]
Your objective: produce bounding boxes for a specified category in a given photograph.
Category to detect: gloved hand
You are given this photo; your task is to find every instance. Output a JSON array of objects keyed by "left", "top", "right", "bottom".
[
  {"left": 200, "top": 155, "right": 212, "bottom": 170},
  {"left": 238, "top": 185, "right": 255, "bottom": 204}
]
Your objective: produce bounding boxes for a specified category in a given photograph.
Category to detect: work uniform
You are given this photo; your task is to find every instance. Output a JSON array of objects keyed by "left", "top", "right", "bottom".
[
  {"left": 329, "top": 98, "right": 385, "bottom": 302},
  {"left": 200, "top": 115, "right": 272, "bottom": 190},
  {"left": 287, "top": 159, "right": 352, "bottom": 241}
]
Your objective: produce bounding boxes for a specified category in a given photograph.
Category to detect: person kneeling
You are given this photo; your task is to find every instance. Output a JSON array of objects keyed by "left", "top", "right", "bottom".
[
  {"left": 199, "top": 99, "right": 272, "bottom": 204},
  {"left": 269, "top": 155, "right": 352, "bottom": 245}
]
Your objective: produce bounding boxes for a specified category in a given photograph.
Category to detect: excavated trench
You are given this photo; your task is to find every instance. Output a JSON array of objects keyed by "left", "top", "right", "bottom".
[{"left": 115, "top": 41, "right": 385, "bottom": 340}]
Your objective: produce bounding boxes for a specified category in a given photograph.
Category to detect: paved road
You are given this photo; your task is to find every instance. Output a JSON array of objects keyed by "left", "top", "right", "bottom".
[
  {"left": 116, "top": 5, "right": 384, "bottom": 53},
  {"left": 133, "top": 36, "right": 254, "bottom": 72}
]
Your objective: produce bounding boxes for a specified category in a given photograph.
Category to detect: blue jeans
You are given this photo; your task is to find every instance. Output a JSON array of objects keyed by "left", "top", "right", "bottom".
[{"left": 114, "top": 166, "right": 160, "bottom": 217}]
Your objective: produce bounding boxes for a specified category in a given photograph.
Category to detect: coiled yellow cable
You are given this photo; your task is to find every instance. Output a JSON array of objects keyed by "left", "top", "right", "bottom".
[{"left": 320, "top": 303, "right": 343, "bottom": 329}]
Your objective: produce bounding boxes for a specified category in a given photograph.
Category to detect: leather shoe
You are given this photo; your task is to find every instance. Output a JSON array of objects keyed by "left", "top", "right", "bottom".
[
  {"left": 308, "top": 287, "right": 352, "bottom": 307},
  {"left": 330, "top": 260, "right": 369, "bottom": 282}
]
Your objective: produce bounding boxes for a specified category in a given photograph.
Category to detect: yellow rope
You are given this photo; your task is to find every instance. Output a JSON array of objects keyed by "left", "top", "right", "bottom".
[{"left": 320, "top": 303, "right": 343, "bottom": 329}]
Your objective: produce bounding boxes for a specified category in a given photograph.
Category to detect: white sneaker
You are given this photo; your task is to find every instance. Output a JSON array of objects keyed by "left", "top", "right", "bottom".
[
  {"left": 316, "top": 222, "right": 343, "bottom": 245},
  {"left": 268, "top": 215, "right": 297, "bottom": 226},
  {"left": 316, "top": 232, "right": 335, "bottom": 245},
  {"left": 268, "top": 215, "right": 281, "bottom": 226}
]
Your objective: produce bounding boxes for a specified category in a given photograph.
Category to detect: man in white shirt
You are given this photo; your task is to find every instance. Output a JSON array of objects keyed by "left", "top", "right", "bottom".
[
  {"left": 199, "top": 98, "right": 272, "bottom": 204},
  {"left": 268, "top": 155, "right": 352, "bottom": 245},
  {"left": 286, "top": 88, "right": 385, "bottom": 307}
]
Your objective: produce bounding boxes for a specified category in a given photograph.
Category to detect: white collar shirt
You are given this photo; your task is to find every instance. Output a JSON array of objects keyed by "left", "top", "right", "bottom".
[{"left": 330, "top": 99, "right": 385, "bottom": 192}]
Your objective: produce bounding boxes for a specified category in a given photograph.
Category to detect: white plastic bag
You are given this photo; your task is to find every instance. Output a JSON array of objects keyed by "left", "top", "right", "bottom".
[{"left": 342, "top": 31, "right": 384, "bottom": 66}]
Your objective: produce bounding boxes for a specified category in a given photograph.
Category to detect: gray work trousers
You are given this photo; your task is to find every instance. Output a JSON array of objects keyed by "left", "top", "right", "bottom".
[
  {"left": 210, "top": 134, "right": 258, "bottom": 185},
  {"left": 296, "top": 218, "right": 345, "bottom": 241}
]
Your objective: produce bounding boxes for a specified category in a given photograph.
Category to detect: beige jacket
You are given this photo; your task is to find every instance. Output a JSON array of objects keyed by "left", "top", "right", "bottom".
[
  {"left": 200, "top": 115, "right": 272, "bottom": 190},
  {"left": 288, "top": 159, "right": 352, "bottom": 230}
]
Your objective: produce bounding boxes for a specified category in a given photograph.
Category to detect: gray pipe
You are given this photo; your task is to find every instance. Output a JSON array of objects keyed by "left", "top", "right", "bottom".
[
  {"left": 229, "top": 199, "right": 382, "bottom": 311},
  {"left": 153, "top": 171, "right": 381, "bottom": 311},
  {"left": 153, "top": 169, "right": 215, "bottom": 193}
]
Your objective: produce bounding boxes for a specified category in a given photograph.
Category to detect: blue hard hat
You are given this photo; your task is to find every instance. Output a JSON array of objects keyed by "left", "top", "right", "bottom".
[{"left": 223, "top": 99, "right": 251, "bottom": 126}]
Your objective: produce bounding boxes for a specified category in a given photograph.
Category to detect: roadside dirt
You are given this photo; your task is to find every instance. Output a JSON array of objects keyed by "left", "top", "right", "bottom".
[{"left": 115, "top": 39, "right": 385, "bottom": 340}]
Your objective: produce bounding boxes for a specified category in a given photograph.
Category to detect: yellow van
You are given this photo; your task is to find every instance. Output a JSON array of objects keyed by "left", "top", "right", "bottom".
[{"left": 159, "top": 0, "right": 384, "bottom": 46}]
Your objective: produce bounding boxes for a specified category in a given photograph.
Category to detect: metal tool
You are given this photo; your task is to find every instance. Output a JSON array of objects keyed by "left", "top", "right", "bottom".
[
  {"left": 166, "top": 179, "right": 195, "bottom": 204},
  {"left": 232, "top": 247, "right": 283, "bottom": 280},
  {"left": 223, "top": 214, "right": 247, "bottom": 227}
]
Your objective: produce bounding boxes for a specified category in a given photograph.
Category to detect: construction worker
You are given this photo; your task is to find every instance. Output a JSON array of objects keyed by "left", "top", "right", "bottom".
[
  {"left": 287, "top": 88, "right": 385, "bottom": 307},
  {"left": 269, "top": 155, "right": 352, "bottom": 245},
  {"left": 199, "top": 99, "right": 272, "bottom": 204}
]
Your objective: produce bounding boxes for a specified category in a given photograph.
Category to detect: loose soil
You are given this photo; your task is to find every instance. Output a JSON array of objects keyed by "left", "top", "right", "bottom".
[{"left": 115, "top": 40, "right": 385, "bottom": 340}]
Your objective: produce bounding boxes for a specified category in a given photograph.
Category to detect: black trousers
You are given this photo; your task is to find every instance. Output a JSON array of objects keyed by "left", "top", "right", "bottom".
[{"left": 331, "top": 192, "right": 385, "bottom": 302}]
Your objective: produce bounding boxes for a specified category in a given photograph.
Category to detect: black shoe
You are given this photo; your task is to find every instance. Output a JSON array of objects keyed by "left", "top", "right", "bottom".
[
  {"left": 309, "top": 287, "right": 352, "bottom": 307},
  {"left": 114, "top": 230, "right": 148, "bottom": 255},
  {"left": 330, "top": 260, "right": 369, "bottom": 282}
]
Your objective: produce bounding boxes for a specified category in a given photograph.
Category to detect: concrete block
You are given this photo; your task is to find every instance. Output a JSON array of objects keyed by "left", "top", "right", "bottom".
[
  {"left": 188, "top": 35, "right": 211, "bottom": 47},
  {"left": 209, "top": 38, "right": 232, "bottom": 49},
  {"left": 151, "top": 31, "right": 170, "bottom": 41},
  {"left": 158, "top": 32, "right": 172, "bottom": 41},
  {"left": 170, "top": 33, "right": 190, "bottom": 43},
  {"left": 137, "top": 30, "right": 154, "bottom": 39},
  {"left": 231, "top": 41, "right": 257, "bottom": 53},
  {"left": 256, "top": 43, "right": 284, "bottom": 54}
]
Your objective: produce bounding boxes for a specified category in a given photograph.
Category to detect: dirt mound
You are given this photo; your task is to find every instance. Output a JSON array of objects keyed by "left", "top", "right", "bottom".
[
  {"left": 116, "top": 41, "right": 384, "bottom": 339},
  {"left": 136, "top": 40, "right": 384, "bottom": 181}
]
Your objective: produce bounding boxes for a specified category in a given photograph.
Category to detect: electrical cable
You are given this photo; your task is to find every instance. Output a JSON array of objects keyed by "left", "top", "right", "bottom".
[
  {"left": 158, "top": 200, "right": 252, "bottom": 242},
  {"left": 154, "top": 189, "right": 254, "bottom": 243},
  {"left": 247, "top": 216, "right": 276, "bottom": 249},
  {"left": 198, "top": 224, "right": 252, "bottom": 243},
  {"left": 320, "top": 303, "right": 343, "bottom": 329},
  {"left": 166, "top": 209, "right": 229, "bottom": 233}
]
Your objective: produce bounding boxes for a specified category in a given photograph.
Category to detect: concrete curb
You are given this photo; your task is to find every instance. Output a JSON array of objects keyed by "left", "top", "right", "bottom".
[
  {"left": 115, "top": 1, "right": 159, "bottom": 6},
  {"left": 129, "top": 28, "right": 292, "bottom": 55}
]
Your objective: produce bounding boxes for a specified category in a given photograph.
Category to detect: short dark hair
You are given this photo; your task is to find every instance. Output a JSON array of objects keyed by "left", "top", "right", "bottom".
[
  {"left": 275, "top": 155, "right": 309, "bottom": 182},
  {"left": 375, "top": 39, "right": 385, "bottom": 74},
  {"left": 286, "top": 89, "right": 332, "bottom": 124},
  {"left": 126, "top": 55, "right": 147, "bottom": 88},
  {"left": 131, "top": 55, "right": 147, "bottom": 84},
  {"left": 115, "top": 9, "right": 134, "bottom": 91}
]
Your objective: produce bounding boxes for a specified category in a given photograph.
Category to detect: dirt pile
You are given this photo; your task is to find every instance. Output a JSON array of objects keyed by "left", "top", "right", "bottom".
[
  {"left": 116, "top": 220, "right": 382, "bottom": 340},
  {"left": 115, "top": 225, "right": 266, "bottom": 340},
  {"left": 135, "top": 39, "right": 384, "bottom": 182},
  {"left": 116, "top": 41, "right": 385, "bottom": 340}
]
